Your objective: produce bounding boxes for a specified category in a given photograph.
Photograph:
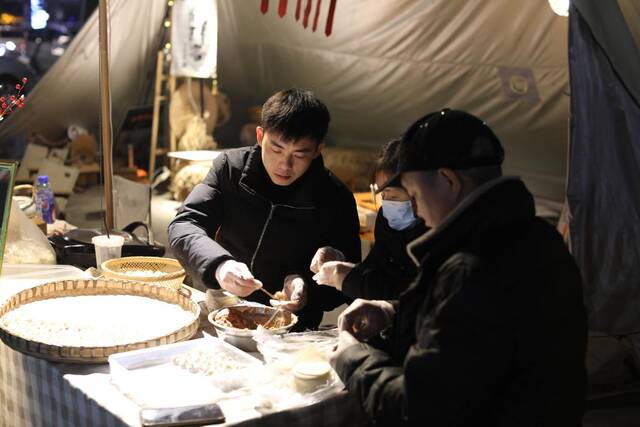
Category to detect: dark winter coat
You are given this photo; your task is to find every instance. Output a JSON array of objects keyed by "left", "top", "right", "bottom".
[
  {"left": 342, "top": 212, "right": 427, "bottom": 300},
  {"left": 168, "top": 145, "right": 361, "bottom": 329},
  {"left": 334, "top": 177, "right": 587, "bottom": 426}
]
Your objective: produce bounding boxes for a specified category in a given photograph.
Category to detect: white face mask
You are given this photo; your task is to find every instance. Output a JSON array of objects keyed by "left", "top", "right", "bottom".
[{"left": 381, "top": 200, "right": 416, "bottom": 231}]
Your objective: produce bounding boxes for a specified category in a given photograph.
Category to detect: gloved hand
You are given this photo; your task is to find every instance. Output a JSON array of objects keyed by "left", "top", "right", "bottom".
[
  {"left": 312, "top": 261, "right": 356, "bottom": 291},
  {"left": 338, "top": 299, "right": 395, "bottom": 341},
  {"left": 214, "top": 260, "right": 263, "bottom": 297},
  {"left": 310, "top": 246, "right": 346, "bottom": 273},
  {"left": 279, "top": 274, "right": 308, "bottom": 312},
  {"left": 329, "top": 330, "right": 360, "bottom": 369}
]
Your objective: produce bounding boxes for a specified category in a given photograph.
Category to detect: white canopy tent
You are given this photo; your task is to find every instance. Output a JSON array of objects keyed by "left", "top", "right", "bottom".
[
  {"left": 3, "top": 0, "right": 638, "bottom": 201},
  {"left": 217, "top": 0, "right": 569, "bottom": 200},
  {"left": 0, "top": 0, "right": 165, "bottom": 143}
]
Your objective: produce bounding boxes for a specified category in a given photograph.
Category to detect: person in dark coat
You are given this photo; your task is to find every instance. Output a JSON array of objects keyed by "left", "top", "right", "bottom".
[
  {"left": 168, "top": 88, "right": 361, "bottom": 330},
  {"left": 330, "top": 109, "right": 588, "bottom": 426},
  {"left": 311, "top": 138, "right": 427, "bottom": 300}
]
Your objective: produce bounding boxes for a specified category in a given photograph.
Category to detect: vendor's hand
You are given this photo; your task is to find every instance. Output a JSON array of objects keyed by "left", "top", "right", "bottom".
[
  {"left": 329, "top": 330, "right": 360, "bottom": 369},
  {"left": 214, "top": 260, "right": 262, "bottom": 297},
  {"left": 338, "top": 299, "right": 395, "bottom": 341},
  {"left": 310, "top": 246, "right": 346, "bottom": 273},
  {"left": 312, "top": 261, "right": 355, "bottom": 291},
  {"left": 279, "top": 274, "right": 308, "bottom": 312}
]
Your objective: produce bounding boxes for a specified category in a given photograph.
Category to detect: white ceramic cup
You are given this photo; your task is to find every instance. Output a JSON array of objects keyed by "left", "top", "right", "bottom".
[{"left": 91, "top": 235, "right": 125, "bottom": 268}]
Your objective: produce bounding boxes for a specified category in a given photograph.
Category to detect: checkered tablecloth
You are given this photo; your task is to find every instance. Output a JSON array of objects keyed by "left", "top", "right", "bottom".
[
  {"left": 0, "top": 266, "right": 368, "bottom": 427},
  {"left": 0, "top": 340, "right": 366, "bottom": 427},
  {"left": 0, "top": 341, "right": 128, "bottom": 427}
]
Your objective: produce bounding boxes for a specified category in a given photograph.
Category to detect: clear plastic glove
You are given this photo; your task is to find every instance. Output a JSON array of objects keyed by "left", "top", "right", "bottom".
[
  {"left": 312, "top": 261, "right": 356, "bottom": 291},
  {"left": 310, "top": 246, "right": 346, "bottom": 273},
  {"left": 337, "top": 299, "right": 395, "bottom": 341},
  {"left": 279, "top": 274, "right": 308, "bottom": 312},
  {"left": 329, "top": 330, "right": 360, "bottom": 369},
  {"left": 329, "top": 331, "right": 359, "bottom": 369},
  {"left": 214, "top": 260, "right": 263, "bottom": 297}
]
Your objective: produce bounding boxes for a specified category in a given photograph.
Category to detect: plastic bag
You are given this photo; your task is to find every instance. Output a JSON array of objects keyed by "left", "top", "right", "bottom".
[
  {"left": 254, "top": 328, "right": 339, "bottom": 365},
  {"left": 3, "top": 199, "right": 56, "bottom": 265},
  {"left": 251, "top": 328, "right": 343, "bottom": 409}
]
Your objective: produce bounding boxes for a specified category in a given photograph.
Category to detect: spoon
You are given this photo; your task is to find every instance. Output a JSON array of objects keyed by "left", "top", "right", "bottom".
[
  {"left": 269, "top": 298, "right": 293, "bottom": 307},
  {"left": 263, "top": 306, "right": 283, "bottom": 329},
  {"left": 257, "top": 286, "right": 277, "bottom": 300}
]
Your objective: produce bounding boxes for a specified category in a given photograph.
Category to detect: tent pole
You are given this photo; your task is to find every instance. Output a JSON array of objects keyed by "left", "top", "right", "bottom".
[{"left": 98, "top": 0, "right": 115, "bottom": 231}]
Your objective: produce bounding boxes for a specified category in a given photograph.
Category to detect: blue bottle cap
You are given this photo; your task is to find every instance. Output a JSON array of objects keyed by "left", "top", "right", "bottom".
[{"left": 38, "top": 175, "right": 49, "bottom": 184}]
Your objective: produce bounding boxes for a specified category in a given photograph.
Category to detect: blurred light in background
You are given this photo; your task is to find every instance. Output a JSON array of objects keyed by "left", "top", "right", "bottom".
[{"left": 31, "top": 0, "right": 50, "bottom": 30}]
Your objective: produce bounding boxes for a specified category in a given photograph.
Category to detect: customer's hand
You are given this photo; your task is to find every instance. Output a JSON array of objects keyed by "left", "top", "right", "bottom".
[
  {"left": 329, "top": 330, "right": 360, "bottom": 369},
  {"left": 214, "top": 260, "right": 263, "bottom": 297},
  {"left": 310, "top": 247, "right": 346, "bottom": 273},
  {"left": 279, "top": 274, "right": 308, "bottom": 312},
  {"left": 338, "top": 299, "right": 395, "bottom": 341},
  {"left": 312, "top": 261, "right": 355, "bottom": 291}
]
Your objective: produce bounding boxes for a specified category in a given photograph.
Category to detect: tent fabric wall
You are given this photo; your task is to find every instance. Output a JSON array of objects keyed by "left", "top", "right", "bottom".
[
  {"left": 0, "top": 0, "right": 165, "bottom": 141},
  {"left": 0, "top": 0, "right": 583, "bottom": 201},
  {"left": 568, "top": 1, "right": 640, "bottom": 334},
  {"left": 217, "top": 0, "right": 570, "bottom": 200},
  {"left": 618, "top": 0, "right": 640, "bottom": 53}
]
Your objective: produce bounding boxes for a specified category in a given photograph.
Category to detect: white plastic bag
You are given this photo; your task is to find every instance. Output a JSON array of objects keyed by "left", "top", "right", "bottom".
[
  {"left": 254, "top": 328, "right": 339, "bottom": 365},
  {"left": 3, "top": 200, "right": 56, "bottom": 265},
  {"left": 252, "top": 328, "right": 343, "bottom": 408}
]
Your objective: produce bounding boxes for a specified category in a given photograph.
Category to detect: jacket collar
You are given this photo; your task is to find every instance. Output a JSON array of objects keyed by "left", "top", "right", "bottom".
[
  {"left": 239, "top": 144, "right": 325, "bottom": 208},
  {"left": 407, "top": 176, "right": 535, "bottom": 267}
]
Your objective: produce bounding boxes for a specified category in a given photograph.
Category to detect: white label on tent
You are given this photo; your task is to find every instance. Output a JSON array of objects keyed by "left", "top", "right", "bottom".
[{"left": 171, "top": 0, "right": 218, "bottom": 78}]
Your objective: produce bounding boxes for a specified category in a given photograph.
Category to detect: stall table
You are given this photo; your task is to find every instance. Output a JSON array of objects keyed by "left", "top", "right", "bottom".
[{"left": 0, "top": 265, "right": 367, "bottom": 427}]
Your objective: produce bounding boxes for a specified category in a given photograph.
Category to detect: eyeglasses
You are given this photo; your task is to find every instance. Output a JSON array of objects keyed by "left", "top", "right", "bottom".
[{"left": 369, "top": 183, "right": 379, "bottom": 208}]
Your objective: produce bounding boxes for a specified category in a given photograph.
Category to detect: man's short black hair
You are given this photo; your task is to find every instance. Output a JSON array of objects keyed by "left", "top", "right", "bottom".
[
  {"left": 374, "top": 138, "right": 402, "bottom": 176},
  {"left": 261, "top": 88, "right": 330, "bottom": 144}
]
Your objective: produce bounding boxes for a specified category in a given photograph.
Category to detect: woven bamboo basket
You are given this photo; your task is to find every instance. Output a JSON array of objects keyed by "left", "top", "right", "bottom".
[
  {"left": 101, "top": 257, "right": 186, "bottom": 290},
  {"left": 0, "top": 278, "right": 200, "bottom": 363}
]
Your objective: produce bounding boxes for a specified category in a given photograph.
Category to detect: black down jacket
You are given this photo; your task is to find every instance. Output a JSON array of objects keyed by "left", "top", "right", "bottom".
[
  {"left": 168, "top": 145, "right": 361, "bottom": 330},
  {"left": 334, "top": 177, "right": 587, "bottom": 426},
  {"left": 342, "top": 212, "right": 427, "bottom": 300}
]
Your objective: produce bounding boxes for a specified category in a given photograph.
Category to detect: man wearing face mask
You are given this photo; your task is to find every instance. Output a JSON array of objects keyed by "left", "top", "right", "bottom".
[{"left": 311, "top": 139, "right": 427, "bottom": 300}]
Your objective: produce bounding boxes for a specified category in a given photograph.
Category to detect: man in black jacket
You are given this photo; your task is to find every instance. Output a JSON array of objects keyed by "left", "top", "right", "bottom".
[
  {"left": 330, "top": 109, "right": 587, "bottom": 426},
  {"left": 168, "top": 88, "right": 360, "bottom": 330}
]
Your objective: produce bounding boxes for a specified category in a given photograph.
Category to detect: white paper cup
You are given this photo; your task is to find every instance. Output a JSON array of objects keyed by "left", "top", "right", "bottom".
[{"left": 91, "top": 235, "right": 125, "bottom": 268}]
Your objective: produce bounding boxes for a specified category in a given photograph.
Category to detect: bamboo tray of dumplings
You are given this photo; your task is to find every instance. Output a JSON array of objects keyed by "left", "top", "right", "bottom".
[{"left": 0, "top": 278, "right": 200, "bottom": 364}]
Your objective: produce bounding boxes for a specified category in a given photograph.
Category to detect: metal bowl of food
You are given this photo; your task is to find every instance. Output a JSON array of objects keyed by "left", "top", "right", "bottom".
[{"left": 207, "top": 305, "right": 298, "bottom": 352}]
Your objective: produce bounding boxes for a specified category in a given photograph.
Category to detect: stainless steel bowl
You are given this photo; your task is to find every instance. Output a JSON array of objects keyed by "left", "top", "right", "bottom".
[{"left": 207, "top": 305, "right": 298, "bottom": 352}]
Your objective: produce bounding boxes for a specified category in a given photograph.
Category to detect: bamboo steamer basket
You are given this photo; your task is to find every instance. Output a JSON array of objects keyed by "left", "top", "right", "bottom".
[
  {"left": 101, "top": 257, "right": 186, "bottom": 290},
  {"left": 0, "top": 278, "right": 199, "bottom": 363}
]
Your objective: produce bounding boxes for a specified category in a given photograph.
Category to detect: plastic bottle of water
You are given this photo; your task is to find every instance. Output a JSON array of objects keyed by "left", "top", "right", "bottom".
[{"left": 35, "top": 175, "right": 55, "bottom": 224}]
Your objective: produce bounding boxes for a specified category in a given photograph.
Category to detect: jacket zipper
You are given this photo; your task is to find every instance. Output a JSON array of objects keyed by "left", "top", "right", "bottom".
[
  {"left": 250, "top": 204, "right": 276, "bottom": 272},
  {"left": 240, "top": 181, "right": 316, "bottom": 273}
]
